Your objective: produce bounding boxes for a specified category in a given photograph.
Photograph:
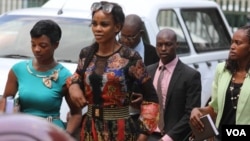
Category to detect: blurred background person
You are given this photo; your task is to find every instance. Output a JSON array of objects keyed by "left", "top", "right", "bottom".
[
  {"left": 0, "top": 19, "right": 82, "bottom": 135},
  {"left": 147, "top": 28, "right": 201, "bottom": 141},
  {"left": 190, "top": 25, "right": 250, "bottom": 141},
  {"left": 0, "top": 113, "right": 76, "bottom": 141}
]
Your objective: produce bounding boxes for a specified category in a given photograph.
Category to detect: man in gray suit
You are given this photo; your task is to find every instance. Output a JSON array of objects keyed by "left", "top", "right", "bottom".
[{"left": 146, "top": 28, "right": 201, "bottom": 141}]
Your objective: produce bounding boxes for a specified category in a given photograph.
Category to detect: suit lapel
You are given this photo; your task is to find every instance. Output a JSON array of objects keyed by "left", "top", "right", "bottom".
[
  {"left": 147, "top": 63, "right": 158, "bottom": 78},
  {"left": 165, "top": 60, "right": 182, "bottom": 107},
  {"left": 237, "top": 75, "right": 250, "bottom": 118},
  {"left": 217, "top": 69, "right": 231, "bottom": 113}
]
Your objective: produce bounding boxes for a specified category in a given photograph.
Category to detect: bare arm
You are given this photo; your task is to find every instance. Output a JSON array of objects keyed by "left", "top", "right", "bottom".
[
  {"left": 68, "top": 83, "right": 88, "bottom": 108},
  {"left": 0, "top": 70, "right": 18, "bottom": 112},
  {"left": 189, "top": 106, "right": 216, "bottom": 132},
  {"left": 64, "top": 86, "right": 82, "bottom": 134}
]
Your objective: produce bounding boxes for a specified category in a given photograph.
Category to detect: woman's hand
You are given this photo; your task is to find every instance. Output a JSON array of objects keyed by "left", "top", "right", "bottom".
[
  {"left": 189, "top": 107, "right": 204, "bottom": 132},
  {"left": 69, "top": 84, "right": 88, "bottom": 108},
  {"left": 0, "top": 97, "right": 6, "bottom": 113}
]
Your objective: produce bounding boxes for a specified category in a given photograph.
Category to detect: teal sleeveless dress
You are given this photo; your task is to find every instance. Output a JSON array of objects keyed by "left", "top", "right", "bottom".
[{"left": 12, "top": 60, "right": 71, "bottom": 129}]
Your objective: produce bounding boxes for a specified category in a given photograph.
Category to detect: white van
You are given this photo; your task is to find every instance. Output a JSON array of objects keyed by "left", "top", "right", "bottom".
[
  {"left": 43, "top": 0, "right": 233, "bottom": 106},
  {"left": 0, "top": 0, "right": 232, "bottom": 122}
]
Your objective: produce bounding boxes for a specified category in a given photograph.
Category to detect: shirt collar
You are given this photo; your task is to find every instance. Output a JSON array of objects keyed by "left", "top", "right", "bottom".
[
  {"left": 158, "top": 56, "right": 178, "bottom": 73},
  {"left": 134, "top": 38, "right": 144, "bottom": 60}
]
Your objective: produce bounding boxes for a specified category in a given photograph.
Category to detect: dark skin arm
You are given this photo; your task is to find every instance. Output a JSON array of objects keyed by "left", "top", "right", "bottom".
[
  {"left": 189, "top": 106, "right": 217, "bottom": 132},
  {"left": 66, "top": 83, "right": 89, "bottom": 134},
  {"left": 64, "top": 86, "right": 82, "bottom": 134},
  {"left": 66, "top": 91, "right": 142, "bottom": 118},
  {"left": 0, "top": 70, "right": 18, "bottom": 112},
  {"left": 1, "top": 69, "right": 82, "bottom": 134},
  {"left": 68, "top": 83, "right": 88, "bottom": 108}
]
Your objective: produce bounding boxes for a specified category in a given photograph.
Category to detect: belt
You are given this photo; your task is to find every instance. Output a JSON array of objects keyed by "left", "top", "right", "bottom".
[
  {"left": 38, "top": 115, "right": 60, "bottom": 123},
  {"left": 87, "top": 105, "right": 129, "bottom": 120},
  {"left": 45, "top": 116, "right": 60, "bottom": 122}
]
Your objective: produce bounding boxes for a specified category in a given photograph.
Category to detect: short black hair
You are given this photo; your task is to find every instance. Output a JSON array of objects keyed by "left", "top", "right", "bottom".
[{"left": 30, "top": 19, "right": 62, "bottom": 45}]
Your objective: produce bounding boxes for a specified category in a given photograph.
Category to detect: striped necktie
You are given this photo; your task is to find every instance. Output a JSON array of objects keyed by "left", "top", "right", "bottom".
[{"left": 157, "top": 66, "right": 165, "bottom": 131}]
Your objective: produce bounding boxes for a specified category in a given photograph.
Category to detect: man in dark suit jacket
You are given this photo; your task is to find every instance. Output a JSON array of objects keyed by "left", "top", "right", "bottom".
[
  {"left": 119, "top": 14, "right": 159, "bottom": 124},
  {"left": 119, "top": 14, "right": 159, "bottom": 66},
  {"left": 146, "top": 28, "right": 201, "bottom": 141}
]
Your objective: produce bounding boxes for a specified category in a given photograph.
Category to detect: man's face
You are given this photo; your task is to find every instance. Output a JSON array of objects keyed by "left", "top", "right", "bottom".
[
  {"left": 119, "top": 26, "right": 141, "bottom": 49},
  {"left": 156, "top": 33, "right": 177, "bottom": 64}
]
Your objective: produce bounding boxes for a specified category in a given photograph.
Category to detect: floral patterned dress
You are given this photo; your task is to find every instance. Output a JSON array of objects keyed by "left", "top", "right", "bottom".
[{"left": 67, "top": 45, "right": 159, "bottom": 141}]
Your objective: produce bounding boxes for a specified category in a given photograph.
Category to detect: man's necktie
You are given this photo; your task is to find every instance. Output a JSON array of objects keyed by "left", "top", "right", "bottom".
[{"left": 157, "top": 66, "right": 165, "bottom": 131}]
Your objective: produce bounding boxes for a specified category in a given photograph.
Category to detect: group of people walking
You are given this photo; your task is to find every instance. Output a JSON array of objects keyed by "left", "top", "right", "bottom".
[{"left": 0, "top": 1, "right": 250, "bottom": 141}]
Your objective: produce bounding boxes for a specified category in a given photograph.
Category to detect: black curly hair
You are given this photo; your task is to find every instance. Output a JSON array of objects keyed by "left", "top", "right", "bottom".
[
  {"left": 30, "top": 19, "right": 62, "bottom": 45},
  {"left": 225, "top": 25, "right": 250, "bottom": 74}
]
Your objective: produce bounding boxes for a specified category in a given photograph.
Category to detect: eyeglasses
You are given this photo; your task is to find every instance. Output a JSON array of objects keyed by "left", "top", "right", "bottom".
[
  {"left": 91, "top": 2, "right": 114, "bottom": 13},
  {"left": 119, "top": 31, "right": 142, "bottom": 42}
]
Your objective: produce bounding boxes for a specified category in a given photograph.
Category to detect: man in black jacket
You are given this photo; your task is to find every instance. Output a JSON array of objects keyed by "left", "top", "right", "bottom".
[{"left": 146, "top": 28, "right": 201, "bottom": 141}]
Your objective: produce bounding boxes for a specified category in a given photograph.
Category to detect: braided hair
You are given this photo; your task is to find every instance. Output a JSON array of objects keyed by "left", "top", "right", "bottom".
[{"left": 79, "top": 43, "right": 98, "bottom": 91}]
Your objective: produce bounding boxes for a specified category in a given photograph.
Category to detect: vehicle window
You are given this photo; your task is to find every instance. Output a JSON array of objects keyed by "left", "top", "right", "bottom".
[
  {"left": 181, "top": 8, "right": 231, "bottom": 53},
  {"left": 0, "top": 15, "right": 93, "bottom": 62},
  {"left": 157, "top": 10, "right": 190, "bottom": 55}
]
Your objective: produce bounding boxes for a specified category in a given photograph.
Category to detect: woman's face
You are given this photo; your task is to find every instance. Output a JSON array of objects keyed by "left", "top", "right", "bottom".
[
  {"left": 31, "top": 35, "right": 57, "bottom": 62},
  {"left": 229, "top": 29, "right": 250, "bottom": 61},
  {"left": 91, "top": 10, "right": 119, "bottom": 44}
]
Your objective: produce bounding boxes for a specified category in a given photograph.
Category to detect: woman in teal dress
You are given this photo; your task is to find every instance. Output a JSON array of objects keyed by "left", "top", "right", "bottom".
[{"left": 0, "top": 19, "right": 82, "bottom": 135}]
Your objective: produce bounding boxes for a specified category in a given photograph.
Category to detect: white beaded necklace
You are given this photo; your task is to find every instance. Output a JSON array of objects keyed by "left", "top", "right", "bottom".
[
  {"left": 26, "top": 62, "right": 60, "bottom": 88},
  {"left": 229, "top": 78, "right": 241, "bottom": 110},
  {"left": 229, "top": 73, "right": 247, "bottom": 110}
]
